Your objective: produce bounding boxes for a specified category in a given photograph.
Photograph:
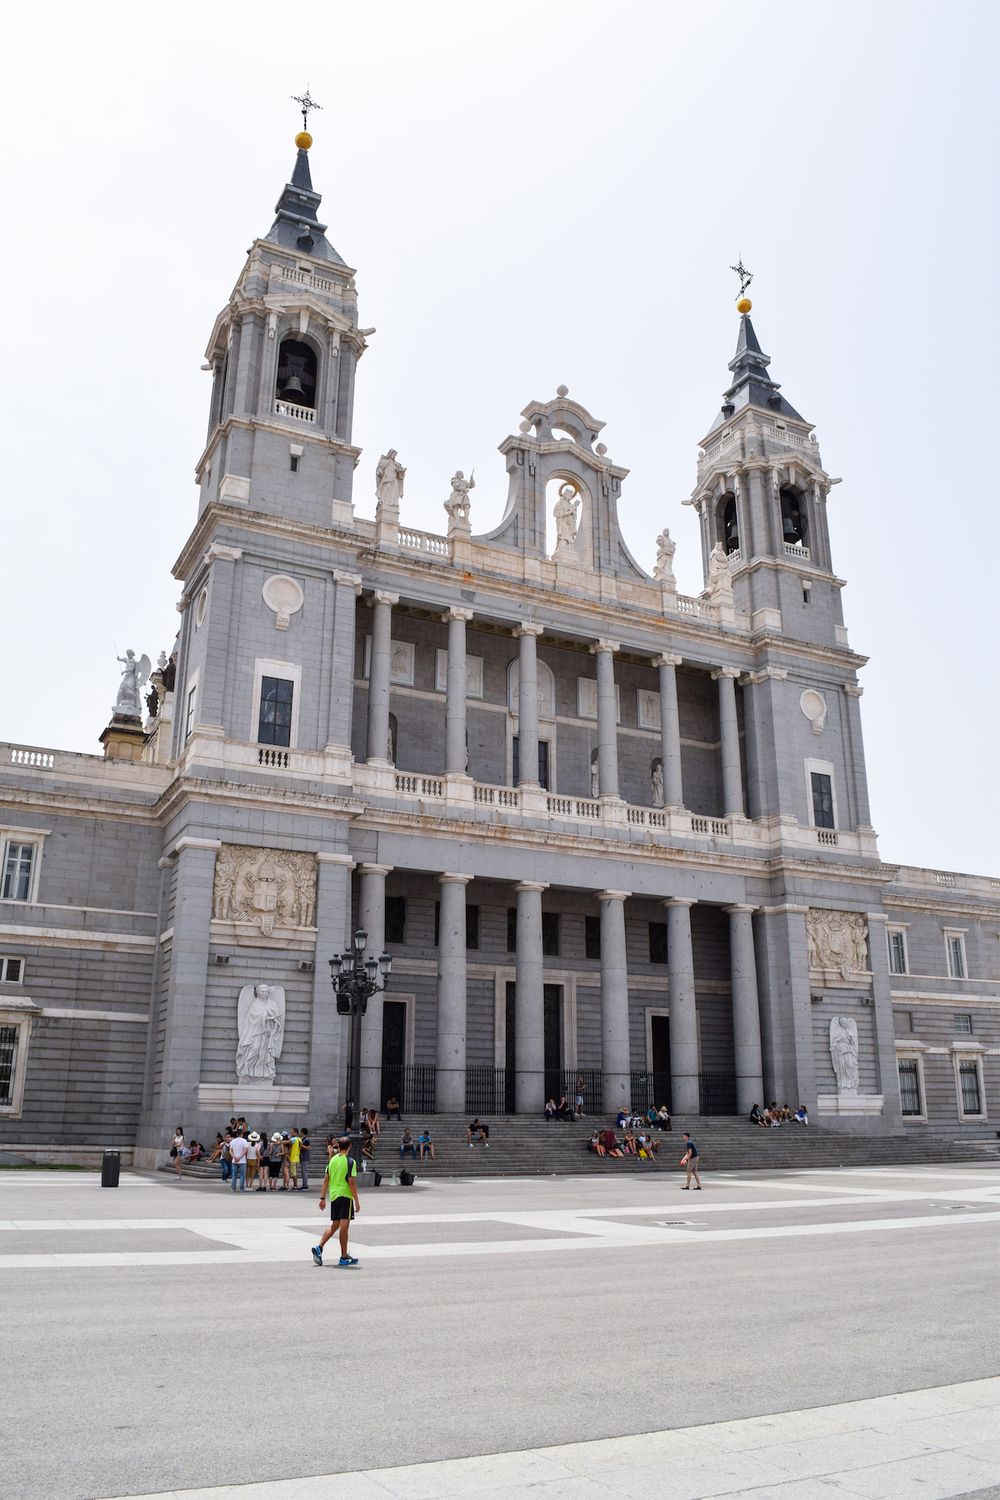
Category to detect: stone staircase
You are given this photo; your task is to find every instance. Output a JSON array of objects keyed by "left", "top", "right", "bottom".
[{"left": 160, "top": 1116, "right": 1000, "bottom": 1183}]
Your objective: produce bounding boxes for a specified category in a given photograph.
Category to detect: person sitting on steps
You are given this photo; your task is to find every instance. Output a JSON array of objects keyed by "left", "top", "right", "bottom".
[
  {"left": 399, "top": 1128, "right": 417, "bottom": 1159},
  {"left": 657, "top": 1105, "right": 672, "bottom": 1131},
  {"left": 544, "top": 1098, "right": 557, "bottom": 1121},
  {"left": 385, "top": 1096, "right": 402, "bottom": 1121},
  {"left": 417, "top": 1129, "right": 435, "bottom": 1160},
  {"left": 467, "top": 1118, "right": 490, "bottom": 1149}
]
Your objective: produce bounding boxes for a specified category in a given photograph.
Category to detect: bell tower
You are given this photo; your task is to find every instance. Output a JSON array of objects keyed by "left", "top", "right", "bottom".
[
  {"left": 195, "top": 105, "right": 369, "bottom": 530},
  {"left": 686, "top": 272, "right": 846, "bottom": 650}
]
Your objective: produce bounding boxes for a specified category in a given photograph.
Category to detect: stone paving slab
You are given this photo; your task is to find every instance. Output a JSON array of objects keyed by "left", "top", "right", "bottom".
[{"left": 93, "top": 1377, "right": 1000, "bottom": 1499}]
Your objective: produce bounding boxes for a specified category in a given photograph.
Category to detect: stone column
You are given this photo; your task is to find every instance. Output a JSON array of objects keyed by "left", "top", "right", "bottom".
[
  {"left": 357, "top": 863, "right": 393, "bottom": 1109},
  {"left": 137, "top": 837, "right": 220, "bottom": 1161},
  {"left": 713, "top": 666, "right": 745, "bottom": 818},
  {"left": 654, "top": 652, "right": 684, "bottom": 808},
  {"left": 444, "top": 607, "right": 473, "bottom": 777},
  {"left": 726, "top": 903, "right": 764, "bottom": 1113},
  {"left": 436, "top": 873, "right": 472, "bottom": 1111},
  {"left": 197, "top": 545, "right": 243, "bottom": 733},
  {"left": 366, "top": 590, "right": 398, "bottom": 765},
  {"left": 325, "top": 572, "right": 362, "bottom": 756},
  {"left": 514, "top": 623, "right": 543, "bottom": 786},
  {"left": 514, "top": 880, "right": 548, "bottom": 1113},
  {"left": 591, "top": 639, "right": 621, "bottom": 799},
  {"left": 867, "top": 911, "right": 903, "bottom": 1128},
  {"left": 310, "top": 852, "right": 355, "bottom": 1116},
  {"left": 599, "top": 890, "right": 631, "bottom": 1113},
  {"left": 665, "top": 897, "right": 699, "bottom": 1114},
  {"left": 843, "top": 685, "right": 873, "bottom": 830}
]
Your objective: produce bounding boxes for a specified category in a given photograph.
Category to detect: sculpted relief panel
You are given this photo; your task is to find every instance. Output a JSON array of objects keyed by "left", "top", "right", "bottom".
[
  {"left": 806, "top": 908, "right": 869, "bottom": 980},
  {"left": 213, "top": 846, "right": 317, "bottom": 937}
]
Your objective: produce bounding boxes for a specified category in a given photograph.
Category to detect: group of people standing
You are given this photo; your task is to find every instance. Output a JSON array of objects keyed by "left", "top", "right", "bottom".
[{"left": 169, "top": 1120, "right": 310, "bottom": 1192}]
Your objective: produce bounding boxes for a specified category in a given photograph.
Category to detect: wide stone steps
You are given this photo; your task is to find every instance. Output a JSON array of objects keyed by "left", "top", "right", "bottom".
[{"left": 160, "top": 1117, "right": 1000, "bottom": 1183}]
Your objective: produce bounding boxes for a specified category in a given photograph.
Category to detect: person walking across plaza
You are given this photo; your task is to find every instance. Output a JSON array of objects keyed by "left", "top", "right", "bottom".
[
  {"left": 680, "top": 1132, "right": 701, "bottom": 1189},
  {"left": 312, "top": 1138, "right": 360, "bottom": 1268}
]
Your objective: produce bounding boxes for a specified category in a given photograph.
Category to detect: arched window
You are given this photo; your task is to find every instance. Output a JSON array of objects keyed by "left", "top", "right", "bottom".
[
  {"left": 721, "top": 494, "right": 739, "bottom": 554},
  {"left": 779, "top": 486, "right": 808, "bottom": 547},
  {"left": 275, "top": 338, "right": 318, "bottom": 410}
]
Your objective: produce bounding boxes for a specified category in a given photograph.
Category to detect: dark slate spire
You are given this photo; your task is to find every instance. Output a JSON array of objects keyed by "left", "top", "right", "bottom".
[
  {"left": 264, "top": 145, "right": 345, "bottom": 265},
  {"left": 713, "top": 312, "right": 805, "bottom": 427}
]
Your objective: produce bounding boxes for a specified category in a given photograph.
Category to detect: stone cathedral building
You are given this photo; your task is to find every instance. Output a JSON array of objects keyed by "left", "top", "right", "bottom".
[{"left": 1, "top": 127, "right": 998, "bottom": 1165}]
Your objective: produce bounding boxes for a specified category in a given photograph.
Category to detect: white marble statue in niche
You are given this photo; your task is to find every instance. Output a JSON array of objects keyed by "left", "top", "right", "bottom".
[
  {"left": 590, "top": 750, "right": 600, "bottom": 798},
  {"left": 553, "top": 482, "right": 581, "bottom": 550},
  {"left": 829, "top": 1015, "right": 860, "bottom": 1093},
  {"left": 236, "top": 983, "right": 285, "bottom": 1082},
  {"left": 651, "top": 759, "right": 664, "bottom": 807}
]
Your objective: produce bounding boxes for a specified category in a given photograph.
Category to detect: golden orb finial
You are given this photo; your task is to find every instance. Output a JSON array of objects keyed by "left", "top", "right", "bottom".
[
  {"left": 295, "top": 130, "right": 313, "bottom": 150},
  {"left": 736, "top": 296, "right": 752, "bottom": 315}
]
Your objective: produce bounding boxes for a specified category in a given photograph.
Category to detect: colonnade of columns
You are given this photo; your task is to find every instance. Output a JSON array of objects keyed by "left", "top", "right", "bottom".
[
  {"left": 352, "top": 865, "right": 765, "bottom": 1116},
  {"left": 362, "top": 597, "right": 748, "bottom": 816}
]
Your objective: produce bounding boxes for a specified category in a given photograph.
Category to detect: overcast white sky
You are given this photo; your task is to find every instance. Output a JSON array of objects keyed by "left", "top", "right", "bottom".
[{"left": 2, "top": 1, "right": 997, "bottom": 875}]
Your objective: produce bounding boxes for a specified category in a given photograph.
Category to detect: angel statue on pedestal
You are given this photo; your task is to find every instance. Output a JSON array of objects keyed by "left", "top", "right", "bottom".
[{"left": 114, "top": 649, "right": 151, "bottom": 718}]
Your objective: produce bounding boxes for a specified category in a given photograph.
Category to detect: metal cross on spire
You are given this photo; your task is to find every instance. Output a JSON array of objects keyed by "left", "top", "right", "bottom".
[
  {"left": 730, "top": 259, "right": 753, "bottom": 297},
  {"left": 291, "top": 89, "right": 323, "bottom": 129}
]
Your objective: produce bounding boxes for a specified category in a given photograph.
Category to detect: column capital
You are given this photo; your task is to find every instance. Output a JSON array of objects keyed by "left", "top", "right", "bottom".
[
  {"left": 358, "top": 862, "right": 393, "bottom": 876},
  {"left": 663, "top": 896, "right": 696, "bottom": 909},
  {"left": 741, "top": 667, "right": 787, "bottom": 685},
  {"left": 444, "top": 606, "right": 473, "bottom": 623},
  {"left": 844, "top": 684, "right": 864, "bottom": 697},
  {"left": 316, "top": 851, "right": 356, "bottom": 867},
  {"left": 590, "top": 639, "right": 621, "bottom": 655},
  {"left": 514, "top": 880, "right": 549, "bottom": 894},
  {"left": 724, "top": 902, "right": 759, "bottom": 915},
  {"left": 439, "top": 872, "right": 473, "bottom": 886},
  {"left": 203, "top": 543, "right": 243, "bottom": 565},
  {"left": 514, "top": 621, "right": 544, "bottom": 638},
  {"left": 598, "top": 889, "right": 631, "bottom": 903},
  {"left": 653, "top": 652, "right": 683, "bottom": 669},
  {"left": 374, "top": 589, "right": 399, "bottom": 607},
  {"left": 711, "top": 665, "right": 741, "bottom": 681},
  {"left": 333, "top": 570, "right": 363, "bottom": 593}
]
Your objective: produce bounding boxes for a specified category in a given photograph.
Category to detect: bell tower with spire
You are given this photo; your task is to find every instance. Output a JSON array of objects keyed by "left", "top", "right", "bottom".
[
  {"left": 195, "top": 100, "right": 369, "bottom": 530},
  {"left": 687, "top": 271, "right": 846, "bottom": 650}
]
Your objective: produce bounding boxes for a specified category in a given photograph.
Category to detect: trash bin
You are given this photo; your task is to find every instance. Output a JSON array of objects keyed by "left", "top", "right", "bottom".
[{"left": 101, "top": 1151, "right": 120, "bottom": 1188}]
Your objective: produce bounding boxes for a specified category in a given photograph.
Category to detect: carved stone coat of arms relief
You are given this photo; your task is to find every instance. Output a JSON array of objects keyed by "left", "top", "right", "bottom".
[
  {"left": 212, "top": 846, "right": 317, "bottom": 936},
  {"left": 806, "top": 908, "right": 870, "bottom": 981}
]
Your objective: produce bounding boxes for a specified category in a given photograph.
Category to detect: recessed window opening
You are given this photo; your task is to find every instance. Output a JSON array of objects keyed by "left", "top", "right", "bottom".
[
  {"left": 780, "top": 486, "right": 808, "bottom": 546},
  {"left": 275, "top": 338, "right": 317, "bottom": 410},
  {"left": 810, "top": 771, "right": 835, "bottom": 830},
  {"left": 898, "top": 1058, "right": 922, "bottom": 1116},
  {"left": 721, "top": 494, "right": 739, "bottom": 554},
  {"left": 289, "top": 454, "right": 299, "bottom": 473},
  {"left": 257, "top": 676, "right": 294, "bottom": 747},
  {"left": 0, "top": 957, "right": 24, "bottom": 983}
]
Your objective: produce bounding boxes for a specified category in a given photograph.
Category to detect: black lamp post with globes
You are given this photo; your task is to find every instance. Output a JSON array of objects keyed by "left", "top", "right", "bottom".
[{"left": 329, "top": 930, "right": 392, "bottom": 1127}]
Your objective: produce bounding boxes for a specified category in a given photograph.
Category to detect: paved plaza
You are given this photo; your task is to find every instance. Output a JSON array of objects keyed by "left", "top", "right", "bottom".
[{"left": 2, "top": 1163, "right": 999, "bottom": 1499}]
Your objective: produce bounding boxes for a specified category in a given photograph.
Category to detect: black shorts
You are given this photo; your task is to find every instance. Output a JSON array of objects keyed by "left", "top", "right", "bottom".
[
  {"left": 268, "top": 1160, "right": 281, "bottom": 1178},
  {"left": 330, "top": 1196, "right": 354, "bottom": 1221}
]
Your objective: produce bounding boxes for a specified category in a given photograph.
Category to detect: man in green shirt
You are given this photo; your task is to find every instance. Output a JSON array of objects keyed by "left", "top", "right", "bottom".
[{"left": 311, "top": 1137, "right": 360, "bottom": 1267}]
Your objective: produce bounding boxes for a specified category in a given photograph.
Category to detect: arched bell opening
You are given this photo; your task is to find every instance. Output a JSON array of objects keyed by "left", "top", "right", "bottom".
[
  {"left": 779, "top": 486, "right": 808, "bottom": 547},
  {"left": 275, "top": 338, "right": 318, "bottom": 410},
  {"left": 719, "top": 493, "right": 740, "bottom": 555}
]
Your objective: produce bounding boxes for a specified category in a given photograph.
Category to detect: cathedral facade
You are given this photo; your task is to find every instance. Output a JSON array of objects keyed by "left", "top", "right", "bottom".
[{"left": 2, "top": 132, "right": 998, "bottom": 1164}]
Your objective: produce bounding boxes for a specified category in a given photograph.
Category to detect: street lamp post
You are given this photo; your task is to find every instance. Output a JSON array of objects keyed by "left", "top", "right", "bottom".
[{"left": 329, "top": 929, "right": 392, "bottom": 1115}]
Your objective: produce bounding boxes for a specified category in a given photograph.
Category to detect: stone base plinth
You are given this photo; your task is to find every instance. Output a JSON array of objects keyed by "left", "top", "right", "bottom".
[
  {"left": 197, "top": 1083, "right": 311, "bottom": 1112},
  {"left": 100, "top": 715, "right": 147, "bottom": 762},
  {"left": 816, "top": 1092, "right": 884, "bottom": 1116}
]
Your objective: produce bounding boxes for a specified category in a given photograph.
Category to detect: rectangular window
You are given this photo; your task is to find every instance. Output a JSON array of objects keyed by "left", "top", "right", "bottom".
[
  {"left": 958, "top": 1059, "right": 982, "bottom": 1116},
  {"left": 1, "top": 844, "right": 36, "bottom": 903},
  {"left": 506, "top": 907, "right": 517, "bottom": 952},
  {"left": 898, "top": 1059, "right": 922, "bottom": 1117},
  {"left": 0, "top": 1023, "right": 19, "bottom": 1108},
  {"left": 585, "top": 915, "right": 601, "bottom": 961},
  {"left": 289, "top": 454, "right": 299, "bottom": 473},
  {"left": 946, "top": 934, "right": 967, "bottom": 979},
  {"left": 0, "top": 958, "right": 24, "bottom": 983},
  {"left": 887, "top": 929, "right": 908, "bottom": 975},
  {"left": 384, "top": 897, "right": 406, "bottom": 945},
  {"left": 810, "top": 772, "right": 835, "bottom": 830},
  {"left": 896, "top": 1010, "right": 913, "bottom": 1034},
  {"left": 257, "top": 675, "right": 294, "bottom": 747},
  {"left": 541, "top": 912, "right": 560, "bottom": 957},
  {"left": 954, "top": 1013, "right": 973, "bottom": 1034},
  {"left": 511, "top": 737, "right": 550, "bottom": 791},
  {"left": 184, "top": 684, "right": 197, "bottom": 740},
  {"left": 648, "top": 922, "right": 669, "bottom": 964}
]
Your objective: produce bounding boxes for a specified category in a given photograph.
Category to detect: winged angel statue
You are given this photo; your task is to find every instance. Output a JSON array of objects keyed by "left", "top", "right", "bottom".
[{"left": 114, "top": 649, "right": 151, "bottom": 717}]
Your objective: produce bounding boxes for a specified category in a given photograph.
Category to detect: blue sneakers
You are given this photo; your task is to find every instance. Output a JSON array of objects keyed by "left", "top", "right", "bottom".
[
  {"left": 338, "top": 1255, "right": 359, "bottom": 1267},
  {"left": 310, "top": 1245, "right": 323, "bottom": 1266}
]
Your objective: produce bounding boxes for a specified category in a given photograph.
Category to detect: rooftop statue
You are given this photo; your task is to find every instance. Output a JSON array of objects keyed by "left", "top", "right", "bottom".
[{"left": 114, "top": 650, "right": 151, "bottom": 719}]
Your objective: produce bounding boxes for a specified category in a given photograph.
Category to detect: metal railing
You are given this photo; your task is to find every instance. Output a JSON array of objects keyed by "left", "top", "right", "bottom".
[
  {"left": 465, "top": 1066, "right": 507, "bottom": 1115},
  {"left": 347, "top": 1065, "right": 437, "bottom": 1115},
  {"left": 628, "top": 1071, "right": 672, "bottom": 1113},
  {"left": 556, "top": 1069, "right": 603, "bottom": 1113},
  {"left": 699, "top": 1071, "right": 738, "bottom": 1115}
]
